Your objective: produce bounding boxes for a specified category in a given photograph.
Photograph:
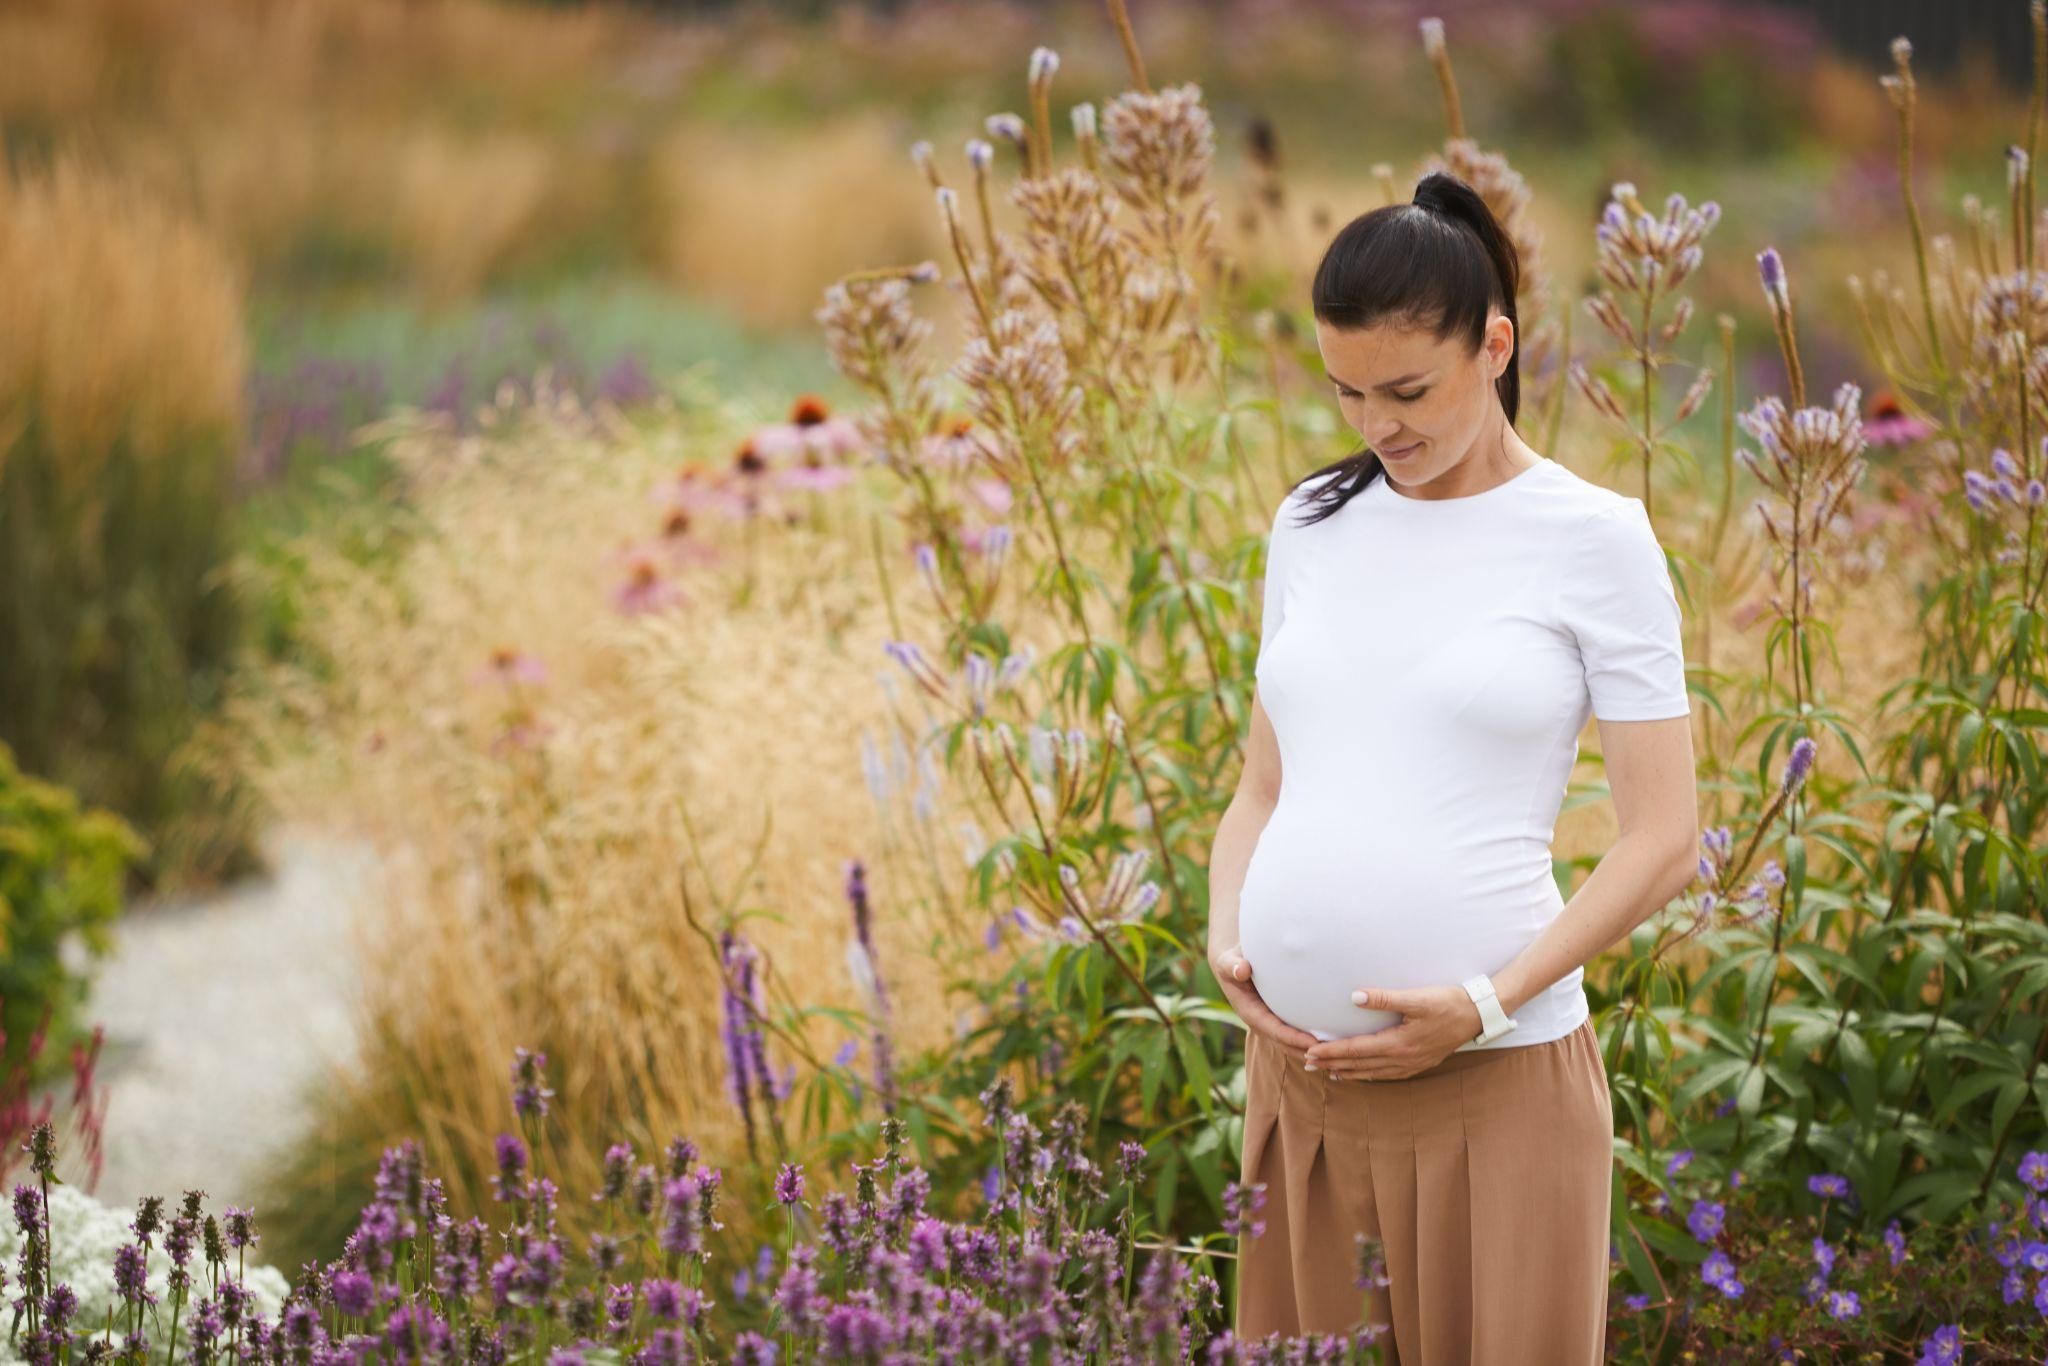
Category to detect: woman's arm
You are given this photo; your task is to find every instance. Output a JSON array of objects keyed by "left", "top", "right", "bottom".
[{"left": 1491, "top": 712, "right": 1701, "bottom": 1017}]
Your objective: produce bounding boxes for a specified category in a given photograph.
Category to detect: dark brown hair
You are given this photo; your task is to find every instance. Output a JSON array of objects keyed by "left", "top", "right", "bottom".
[{"left": 1289, "top": 170, "right": 1522, "bottom": 527}]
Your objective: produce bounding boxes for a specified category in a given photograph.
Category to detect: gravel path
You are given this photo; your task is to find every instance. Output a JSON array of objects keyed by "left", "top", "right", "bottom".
[{"left": 50, "top": 823, "right": 374, "bottom": 1211}]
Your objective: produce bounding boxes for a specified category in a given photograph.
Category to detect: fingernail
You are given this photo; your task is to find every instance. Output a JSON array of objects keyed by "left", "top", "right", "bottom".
[
  {"left": 1351, "top": 990, "right": 1368, "bottom": 1005},
  {"left": 1303, "top": 1062, "right": 1317, "bottom": 1072}
]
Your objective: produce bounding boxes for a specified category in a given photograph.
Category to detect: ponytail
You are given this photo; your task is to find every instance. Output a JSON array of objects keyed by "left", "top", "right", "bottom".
[{"left": 1409, "top": 171, "right": 1521, "bottom": 425}]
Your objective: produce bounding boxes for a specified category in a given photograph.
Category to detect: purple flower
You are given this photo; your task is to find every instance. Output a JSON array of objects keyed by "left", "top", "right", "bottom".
[
  {"left": 1757, "top": 247, "right": 1789, "bottom": 310},
  {"left": 1686, "top": 1200, "right": 1725, "bottom": 1243},
  {"left": 1782, "top": 736, "right": 1817, "bottom": 793},
  {"left": 731, "top": 1331, "right": 780, "bottom": 1366},
  {"left": 2018, "top": 1240, "right": 2048, "bottom": 1273},
  {"left": 493, "top": 1134, "right": 528, "bottom": 1202},
  {"left": 1700, "top": 1249, "right": 1744, "bottom": 1299},
  {"left": 1914, "top": 1324, "right": 1963, "bottom": 1366},
  {"left": 1118, "top": 1140, "right": 1147, "bottom": 1181},
  {"left": 2020, "top": 1150, "right": 2048, "bottom": 1193},
  {"left": 1807, "top": 1172, "right": 1851, "bottom": 1200},
  {"left": 775, "top": 1163, "right": 806, "bottom": 1207},
  {"left": 1623, "top": 1292, "right": 1650, "bottom": 1311},
  {"left": 1221, "top": 1180, "right": 1267, "bottom": 1240},
  {"left": 1665, "top": 1149, "right": 1693, "bottom": 1177},
  {"left": 1824, "top": 1287, "right": 1861, "bottom": 1319},
  {"left": 511, "top": 1047, "right": 553, "bottom": 1120},
  {"left": 332, "top": 1269, "right": 375, "bottom": 1317},
  {"left": 112, "top": 1244, "right": 157, "bottom": 1308},
  {"left": 642, "top": 1277, "right": 683, "bottom": 1323},
  {"left": 1812, "top": 1236, "right": 1836, "bottom": 1278},
  {"left": 1884, "top": 1219, "right": 1907, "bottom": 1269}
]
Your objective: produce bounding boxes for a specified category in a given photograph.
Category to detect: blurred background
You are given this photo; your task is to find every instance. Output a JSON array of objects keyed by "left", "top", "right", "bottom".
[{"left": 0, "top": 0, "right": 2030, "bottom": 1275}]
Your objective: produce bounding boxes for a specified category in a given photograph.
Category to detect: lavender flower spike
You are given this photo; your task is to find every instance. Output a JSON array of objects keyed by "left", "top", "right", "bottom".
[{"left": 1757, "top": 247, "right": 1789, "bottom": 313}]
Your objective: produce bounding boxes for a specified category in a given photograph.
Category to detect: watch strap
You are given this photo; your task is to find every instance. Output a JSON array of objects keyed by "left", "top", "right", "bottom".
[{"left": 1455, "top": 973, "right": 1519, "bottom": 1051}]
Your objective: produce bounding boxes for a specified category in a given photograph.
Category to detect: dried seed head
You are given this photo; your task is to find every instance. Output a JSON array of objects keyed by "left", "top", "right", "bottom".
[
  {"left": 967, "top": 139, "right": 993, "bottom": 174},
  {"left": 1419, "top": 16, "right": 1446, "bottom": 60},
  {"left": 1890, "top": 35, "right": 1912, "bottom": 69},
  {"left": 1029, "top": 46, "right": 1060, "bottom": 86},
  {"left": 986, "top": 113, "right": 1028, "bottom": 146},
  {"left": 1071, "top": 102, "right": 1097, "bottom": 141}
]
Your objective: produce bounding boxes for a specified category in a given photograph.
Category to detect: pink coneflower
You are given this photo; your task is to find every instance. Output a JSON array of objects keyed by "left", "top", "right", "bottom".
[
  {"left": 471, "top": 646, "right": 547, "bottom": 688},
  {"left": 921, "top": 416, "right": 983, "bottom": 470},
  {"left": 656, "top": 510, "right": 720, "bottom": 567},
  {"left": 752, "top": 395, "right": 866, "bottom": 467},
  {"left": 1863, "top": 390, "right": 1933, "bottom": 447},
  {"left": 611, "top": 552, "right": 686, "bottom": 616}
]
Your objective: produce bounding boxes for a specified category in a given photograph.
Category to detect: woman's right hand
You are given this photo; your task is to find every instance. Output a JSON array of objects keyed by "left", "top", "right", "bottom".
[{"left": 1211, "top": 942, "right": 1320, "bottom": 1052}]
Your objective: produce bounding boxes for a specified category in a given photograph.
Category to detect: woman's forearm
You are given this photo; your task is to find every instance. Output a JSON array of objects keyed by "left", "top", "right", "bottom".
[
  {"left": 1206, "top": 791, "right": 1278, "bottom": 964},
  {"left": 1492, "top": 831, "right": 1698, "bottom": 1018}
]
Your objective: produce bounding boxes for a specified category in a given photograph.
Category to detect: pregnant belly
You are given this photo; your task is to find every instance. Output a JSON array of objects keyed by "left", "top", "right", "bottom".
[{"left": 1237, "top": 815, "right": 1552, "bottom": 1042}]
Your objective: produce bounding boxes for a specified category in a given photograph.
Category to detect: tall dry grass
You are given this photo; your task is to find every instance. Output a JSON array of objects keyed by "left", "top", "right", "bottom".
[
  {"left": 0, "top": 153, "right": 260, "bottom": 890},
  {"left": 218, "top": 385, "right": 965, "bottom": 1266}
]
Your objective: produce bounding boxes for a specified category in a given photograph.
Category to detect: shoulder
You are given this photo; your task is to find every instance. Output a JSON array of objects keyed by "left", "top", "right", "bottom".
[{"left": 1537, "top": 464, "right": 1660, "bottom": 548}]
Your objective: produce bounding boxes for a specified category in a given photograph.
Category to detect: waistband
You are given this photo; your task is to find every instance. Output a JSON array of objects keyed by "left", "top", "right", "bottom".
[{"left": 1249, "top": 1014, "right": 1595, "bottom": 1082}]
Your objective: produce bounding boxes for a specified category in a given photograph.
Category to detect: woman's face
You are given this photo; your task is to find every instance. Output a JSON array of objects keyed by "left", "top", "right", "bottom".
[{"left": 1313, "top": 311, "right": 1515, "bottom": 486}]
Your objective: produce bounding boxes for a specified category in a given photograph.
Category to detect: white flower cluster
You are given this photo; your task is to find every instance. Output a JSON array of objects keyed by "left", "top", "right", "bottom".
[{"left": 0, "top": 1182, "right": 292, "bottom": 1363}]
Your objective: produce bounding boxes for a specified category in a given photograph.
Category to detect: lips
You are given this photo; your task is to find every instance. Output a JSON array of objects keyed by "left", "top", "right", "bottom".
[{"left": 1380, "top": 441, "right": 1422, "bottom": 458}]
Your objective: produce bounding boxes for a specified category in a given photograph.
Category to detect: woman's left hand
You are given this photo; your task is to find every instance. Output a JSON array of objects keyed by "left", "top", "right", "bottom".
[{"left": 1302, "top": 985, "right": 1486, "bottom": 1081}]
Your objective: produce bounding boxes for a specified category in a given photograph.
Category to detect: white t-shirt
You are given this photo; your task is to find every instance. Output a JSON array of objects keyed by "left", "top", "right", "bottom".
[{"left": 1240, "top": 455, "right": 1690, "bottom": 1046}]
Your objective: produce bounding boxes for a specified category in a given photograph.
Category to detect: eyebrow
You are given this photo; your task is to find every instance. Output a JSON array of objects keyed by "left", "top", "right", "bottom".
[{"left": 1323, "top": 368, "right": 1431, "bottom": 391}]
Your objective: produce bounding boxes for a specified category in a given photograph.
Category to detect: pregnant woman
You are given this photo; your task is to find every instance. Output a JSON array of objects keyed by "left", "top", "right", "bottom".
[{"left": 1208, "top": 171, "right": 1701, "bottom": 1363}]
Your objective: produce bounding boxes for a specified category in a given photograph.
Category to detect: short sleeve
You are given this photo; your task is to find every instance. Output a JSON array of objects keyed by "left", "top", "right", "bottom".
[{"left": 1553, "top": 500, "right": 1690, "bottom": 721}]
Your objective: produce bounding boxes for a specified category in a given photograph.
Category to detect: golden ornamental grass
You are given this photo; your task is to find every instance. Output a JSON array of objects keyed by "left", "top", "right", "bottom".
[
  {"left": 0, "top": 155, "right": 245, "bottom": 482},
  {"left": 220, "top": 390, "right": 965, "bottom": 1262}
]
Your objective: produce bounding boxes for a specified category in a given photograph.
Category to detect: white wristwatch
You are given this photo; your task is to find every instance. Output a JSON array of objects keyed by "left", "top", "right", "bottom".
[{"left": 1454, "top": 973, "right": 1518, "bottom": 1051}]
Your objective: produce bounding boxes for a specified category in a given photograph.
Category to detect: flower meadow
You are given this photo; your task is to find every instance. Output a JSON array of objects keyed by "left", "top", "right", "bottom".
[
  {"left": 174, "top": 1, "right": 2048, "bottom": 1361},
  {"left": 8, "top": 1049, "right": 1399, "bottom": 1364}
]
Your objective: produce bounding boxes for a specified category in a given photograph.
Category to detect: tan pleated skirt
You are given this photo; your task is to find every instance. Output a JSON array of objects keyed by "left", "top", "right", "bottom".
[{"left": 1233, "top": 1015, "right": 1615, "bottom": 1364}]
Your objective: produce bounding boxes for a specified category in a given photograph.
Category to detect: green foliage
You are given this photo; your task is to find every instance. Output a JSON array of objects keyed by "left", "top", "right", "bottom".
[
  {"left": 0, "top": 740, "right": 143, "bottom": 1084},
  {"left": 0, "top": 409, "right": 266, "bottom": 893}
]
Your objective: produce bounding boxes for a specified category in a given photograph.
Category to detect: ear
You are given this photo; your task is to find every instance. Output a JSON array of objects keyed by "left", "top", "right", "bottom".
[{"left": 1486, "top": 313, "right": 1516, "bottom": 375}]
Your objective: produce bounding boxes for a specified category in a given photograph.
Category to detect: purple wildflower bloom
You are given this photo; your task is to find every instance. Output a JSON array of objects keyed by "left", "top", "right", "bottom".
[
  {"left": 1665, "top": 1149, "right": 1693, "bottom": 1177},
  {"left": 1700, "top": 1249, "right": 1744, "bottom": 1299},
  {"left": 493, "top": 1134, "right": 528, "bottom": 1202},
  {"left": 642, "top": 1278, "right": 683, "bottom": 1322},
  {"left": 221, "top": 1206, "right": 258, "bottom": 1250},
  {"left": 41, "top": 1284, "right": 77, "bottom": 1332},
  {"left": 1623, "top": 1292, "right": 1650, "bottom": 1311},
  {"left": 2018, "top": 1240, "right": 2048, "bottom": 1273},
  {"left": 659, "top": 1176, "right": 703, "bottom": 1258},
  {"left": 2020, "top": 1150, "right": 2048, "bottom": 1193},
  {"left": 1221, "top": 1181, "right": 1268, "bottom": 1240},
  {"left": 112, "top": 1244, "right": 157, "bottom": 1308},
  {"left": 1119, "top": 1140, "right": 1147, "bottom": 1181},
  {"left": 1884, "top": 1219, "right": 1907, "bottom": 1268},
  {"left": 1824, "top": 1287, "right": 1861, "bottom": 1319},
  {"left": 1813, "top": 1236, "right": 1836, "bottom": 1278},
  {"left": 845, "top": 858, "right": 900, "bottom": 1113},
  {"left": 775, "top": 1162, "right": 806, "bottom": 1207},
  {"left": 1782, "top": 736, "right": 1817, "bottom": 792},
  {"left": 1687, "top": 1200, "right": 1725, "bottom": 1242},
  {"left": 511, "top": 1047, "right": 553, "bottom": 1120},
  {"left": 1808, "top": 1172, "right": 1851, "bottom": 1200},
  {"left": 332, "top": 1268, "right": 375, "bottom": 1317},
  {"left": 1914, "top": 1324, "right": 1963, "bottom": 1365},
  {"left": 731, "top": 1332, "right": 780, "bottom": 1365}
]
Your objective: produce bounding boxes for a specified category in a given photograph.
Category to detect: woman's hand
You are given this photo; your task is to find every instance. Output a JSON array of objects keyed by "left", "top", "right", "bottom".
[
  {"left": 1211, "top": 943, "right": 1320, "bottom": 1051},
  {"left": 1302, "top": 984, "right": 1485, "bottom": 1081}
]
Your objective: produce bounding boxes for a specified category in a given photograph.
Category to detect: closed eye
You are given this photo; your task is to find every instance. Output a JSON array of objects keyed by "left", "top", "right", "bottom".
[{"left": 1334, "top": 384, "right": 1426, "bottom": 403}]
